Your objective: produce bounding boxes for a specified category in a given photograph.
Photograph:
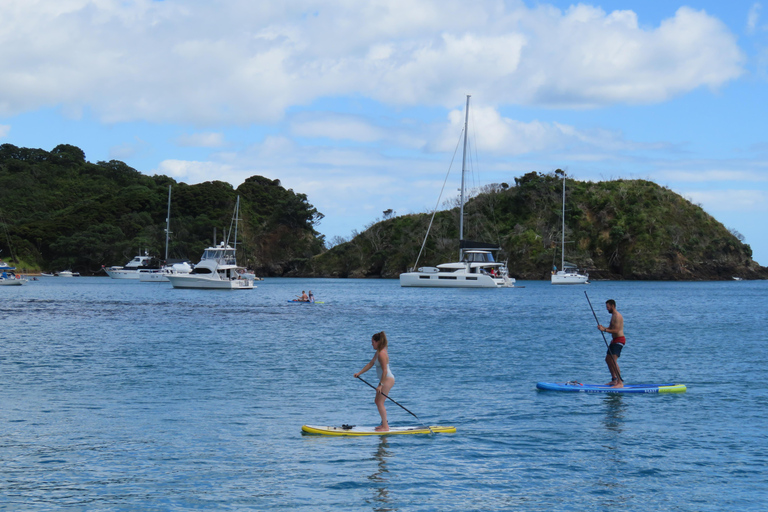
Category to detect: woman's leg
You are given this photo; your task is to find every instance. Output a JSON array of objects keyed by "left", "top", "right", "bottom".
[{"left": 374, "top": 377, "right": 395, "bottom": 431}]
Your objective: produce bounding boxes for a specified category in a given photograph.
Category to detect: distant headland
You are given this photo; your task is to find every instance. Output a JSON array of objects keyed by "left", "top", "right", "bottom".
[{"left": 1, "top": 144, "right": 765, "bottom": 280}]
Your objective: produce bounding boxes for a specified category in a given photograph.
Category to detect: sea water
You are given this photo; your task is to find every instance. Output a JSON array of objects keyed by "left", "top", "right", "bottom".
[{"left": 0, "top": 277, "right": 766, "bottom": 510}]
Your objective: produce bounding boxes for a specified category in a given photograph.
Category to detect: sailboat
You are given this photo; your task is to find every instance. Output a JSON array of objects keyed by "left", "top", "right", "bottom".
[
  {"left": 139, "top": 185, "right": 192, "bottom": 282},
  {"left": 165, "top": 196, "right": 254, "bottom": 290},
  {"left": 399, "top": 95, "right": 514, "bottom": 288},
  {"left": 551, "top": 174, "right": 589, "bottom": 285}
]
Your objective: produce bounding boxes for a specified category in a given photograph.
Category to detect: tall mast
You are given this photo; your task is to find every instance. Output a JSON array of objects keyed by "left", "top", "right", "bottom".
[
  {"left": 459, "top": 94, "right": 470, "bottom": 260},
  {"left": 561, "top": 175, "right": 566, "bottom": 270},
  {"left": 165, "top": 185, "right": 171, "bottom": 261},
  {"left": 233, "top": 196, "right": 240, "bottom": 253}
]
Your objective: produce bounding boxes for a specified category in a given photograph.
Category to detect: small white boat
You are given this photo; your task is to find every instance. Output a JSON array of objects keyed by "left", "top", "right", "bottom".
[
  {"left": 165, "top": 197, "right": 254, "bottom": 290},
  {"left": 399, "top": 95, "right": 515, "bottom": 289},
  {"left": 57, "top": 270, "right": 80, "bottom": 277},
  {"left": 551, "top": 174, "right": 589, "bottom": 285},
  {"left": 0, "top": 266, "right": 27, "bottom": 285}
]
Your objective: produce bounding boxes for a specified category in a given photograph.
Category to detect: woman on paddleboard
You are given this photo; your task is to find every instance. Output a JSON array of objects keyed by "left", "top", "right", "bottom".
[{"left": 354, "top": 331, "right": 395, "bottom": 432}]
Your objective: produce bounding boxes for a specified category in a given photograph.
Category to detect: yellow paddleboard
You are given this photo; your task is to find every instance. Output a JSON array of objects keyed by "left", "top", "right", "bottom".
[{"left": 301, "top": 425, "right": 456, "bottom": 436}]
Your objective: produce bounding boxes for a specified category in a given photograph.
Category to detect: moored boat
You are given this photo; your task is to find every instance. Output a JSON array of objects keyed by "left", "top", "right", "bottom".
[
  {"left": 0, "top": 264, "right": 28, "bottom": 285},
  {"left": 165, "top": 197, "right": 254, "bottom": 290},
  {"left": 551, "top": 174, "right": 589, "bottom": 285},
  {"left": 103, "top": 252, "right": 159, "bottom": 279},
  {"left": 399, "top": 95, "right": 514, "bottom": 289}
]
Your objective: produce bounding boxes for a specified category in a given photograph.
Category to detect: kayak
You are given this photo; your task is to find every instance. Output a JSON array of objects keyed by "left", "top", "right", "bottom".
[
  {"left": 287, "top": 300, "right": 324, "bottom": 304},
  {"left": 301, "top": 424, "right": 456, "bottom": 436},
  {"left": 536, "top": 382, "right": 687, "bottom": 394}
]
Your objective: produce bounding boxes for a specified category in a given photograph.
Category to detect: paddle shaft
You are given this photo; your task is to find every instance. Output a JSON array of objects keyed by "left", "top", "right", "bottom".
[
  {"left": 584, "top": 291, "right": 623, "bottom": 382},
  {"left": 357, "top": 376, "right": 420, "bottom": 421}
]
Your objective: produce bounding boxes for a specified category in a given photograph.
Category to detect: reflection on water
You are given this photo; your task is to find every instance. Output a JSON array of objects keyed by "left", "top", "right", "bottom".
[
  {"left": 597, "top": 394, "right": 628, "bottom": 506},
  {"left": 602, "top": 394, "right": 626, "bottom": 434},
  {"left": 368, "top": 437, "right": 395, "bottom": 512}
]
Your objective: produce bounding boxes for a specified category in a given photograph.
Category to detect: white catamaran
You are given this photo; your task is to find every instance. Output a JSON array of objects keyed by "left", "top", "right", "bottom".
[
  {"left": 551, "top": 174, "right": 589, "bottom": 285},
  {"left": 399, "top": 95, "right": 514, "bottom": 288}
]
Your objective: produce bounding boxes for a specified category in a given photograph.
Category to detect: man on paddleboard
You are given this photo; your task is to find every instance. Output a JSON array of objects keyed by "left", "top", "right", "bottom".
[{"left": 598, "top": 299, "right": 625, "bottom": 388}]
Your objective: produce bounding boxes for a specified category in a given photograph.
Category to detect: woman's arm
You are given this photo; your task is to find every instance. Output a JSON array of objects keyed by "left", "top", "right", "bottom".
[{"left": 354, "top": 354, "right": 377, "bottom": 378}]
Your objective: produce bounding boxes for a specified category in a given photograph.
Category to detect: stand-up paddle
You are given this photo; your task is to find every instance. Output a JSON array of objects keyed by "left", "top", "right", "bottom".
[
  {"left": 356, "top": 376, "right": 434, "bottom": 434},
  {"left": 585, "top": 291, "right": 623, "bottom": 384}
]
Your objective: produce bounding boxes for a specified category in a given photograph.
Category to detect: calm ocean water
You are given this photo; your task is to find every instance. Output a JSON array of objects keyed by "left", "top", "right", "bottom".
[{"left": 1, "top": 277, "right": 766, "bottom": 511}]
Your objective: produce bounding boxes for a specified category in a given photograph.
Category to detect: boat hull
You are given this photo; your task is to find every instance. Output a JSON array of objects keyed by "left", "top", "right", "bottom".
[
  {"left": 399, "top": 271, "right": 511, "bottom": 288},
  {"left": 138, "top": 272, "right": 170, "bottom": 282},
  {"left": 166, "top": 275, "right": 254, "bottom": 289},
  {"left": 551, "top": 273, "right": 589, "bottom": 285},
  {"left": 104, "top": 269, "right": 142, "bottom": 280},
  {"left": 0, "top": 278, "right": 27, "bottom": 286}
]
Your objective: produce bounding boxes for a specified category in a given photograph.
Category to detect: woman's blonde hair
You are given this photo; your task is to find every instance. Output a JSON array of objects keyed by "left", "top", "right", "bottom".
[{"left": 372, "top": 331, "right": 388, "bottom": 350}]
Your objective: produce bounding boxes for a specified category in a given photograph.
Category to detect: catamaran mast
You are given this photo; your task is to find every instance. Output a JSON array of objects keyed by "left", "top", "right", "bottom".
[
  {"left": 459, "top": 94, "right": 470, "bottom": 260},
  {"left": 164, "top": 185, "right": 172, "bottom": 261},
  {"left": 233, "top": 196, "right": 240, "bottom": 254},
  {"left": 561, "top": 175, "right": 566, "bottom": 271}
]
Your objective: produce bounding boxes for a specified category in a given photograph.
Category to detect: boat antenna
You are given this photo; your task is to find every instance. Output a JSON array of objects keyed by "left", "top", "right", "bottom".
[{"left": 459, "top": 94, "right": 470, "bottom": 261}]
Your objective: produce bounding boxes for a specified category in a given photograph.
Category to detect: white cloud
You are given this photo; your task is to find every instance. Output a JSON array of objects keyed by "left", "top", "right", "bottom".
[
  {"left": 432, "top": 103, "right": 663, "bottom": 156},
  {"left": 656, "top": 169, "right": 768, "bottom": 183},
  {"left": 176, "top": 132, "right": 226, "bottom": 148},
  {"left": 0, "top": 1, "right": 745, "bottom": 124},
  {"left": 291, "top": 114, "right": 386, "bottom": 142},
  {"left": 0, "top": 125, "right": 9, "bottom": 138},
  {"left": 684, "top": 189, "right": 768, "bottom": 212},
  {"left": 748, "top": 3, "right": 761, "bottom": 34},
  {"left": 156, "top": 159, "right": 235, "bottom": 183}
]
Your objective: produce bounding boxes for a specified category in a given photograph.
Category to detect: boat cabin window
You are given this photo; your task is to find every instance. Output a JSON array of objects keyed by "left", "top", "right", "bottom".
[
  {"left": 202, "top": 249, "right": 237, "bottom": 264},
  {"left": 191, "top": 267, "right": 213, "bottom": 274},
  {"left": 464, "top": 251, "right": 494, "bottom": 263}
]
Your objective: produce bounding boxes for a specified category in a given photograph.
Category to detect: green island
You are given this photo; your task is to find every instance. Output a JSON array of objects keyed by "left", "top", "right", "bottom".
[{"left": 1, "top": 144, "right": 765, "bottom": 280}]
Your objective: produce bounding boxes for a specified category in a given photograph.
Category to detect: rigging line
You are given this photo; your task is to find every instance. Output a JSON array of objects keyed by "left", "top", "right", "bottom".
[{"left": 410, "top": 126, "right": 464, "bottom": 271}]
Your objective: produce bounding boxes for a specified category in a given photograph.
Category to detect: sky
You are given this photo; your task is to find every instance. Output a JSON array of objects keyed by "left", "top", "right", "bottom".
[{"left": 1, "top": 0, "right": 767, "bottom": 265}]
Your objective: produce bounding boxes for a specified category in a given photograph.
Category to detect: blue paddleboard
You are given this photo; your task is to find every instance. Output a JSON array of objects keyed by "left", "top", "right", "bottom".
[{"left": 536, "top": 382, "right": 686, "bottom": 394}]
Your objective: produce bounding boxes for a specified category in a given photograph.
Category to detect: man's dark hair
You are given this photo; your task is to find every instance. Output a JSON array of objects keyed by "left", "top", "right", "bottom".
[{"left": 606, "top": 299, "right": 616, "bottom": 307}]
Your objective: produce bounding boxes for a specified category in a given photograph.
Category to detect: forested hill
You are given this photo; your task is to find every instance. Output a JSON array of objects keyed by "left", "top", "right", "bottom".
[
  {"left": 0, "top": 144, "right": 325, "bottom": 274},
  {"left": 302, "top": 171, "right": 768, "bottom": 280}
]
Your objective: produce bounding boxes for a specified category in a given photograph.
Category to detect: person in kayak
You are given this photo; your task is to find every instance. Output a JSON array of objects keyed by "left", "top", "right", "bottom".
[
  {"left": 598, "top": 299, "right": 625, "bottom": 388},
  {"left": 354, "top": 331, "right": 395, "bottom": 431}
]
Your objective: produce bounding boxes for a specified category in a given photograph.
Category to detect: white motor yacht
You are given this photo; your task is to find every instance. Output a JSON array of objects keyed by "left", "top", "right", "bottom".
[
  {"left": 103, "top": 252, "right": 158, "bottom": 279},
  {"left": 165, "top": 197, "right": 254, "bottom": 290}
]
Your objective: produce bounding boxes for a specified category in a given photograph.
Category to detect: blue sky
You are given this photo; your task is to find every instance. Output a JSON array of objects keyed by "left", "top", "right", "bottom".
[{"left": 2, "top": 1, "right": 767, "bottom": 264}]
